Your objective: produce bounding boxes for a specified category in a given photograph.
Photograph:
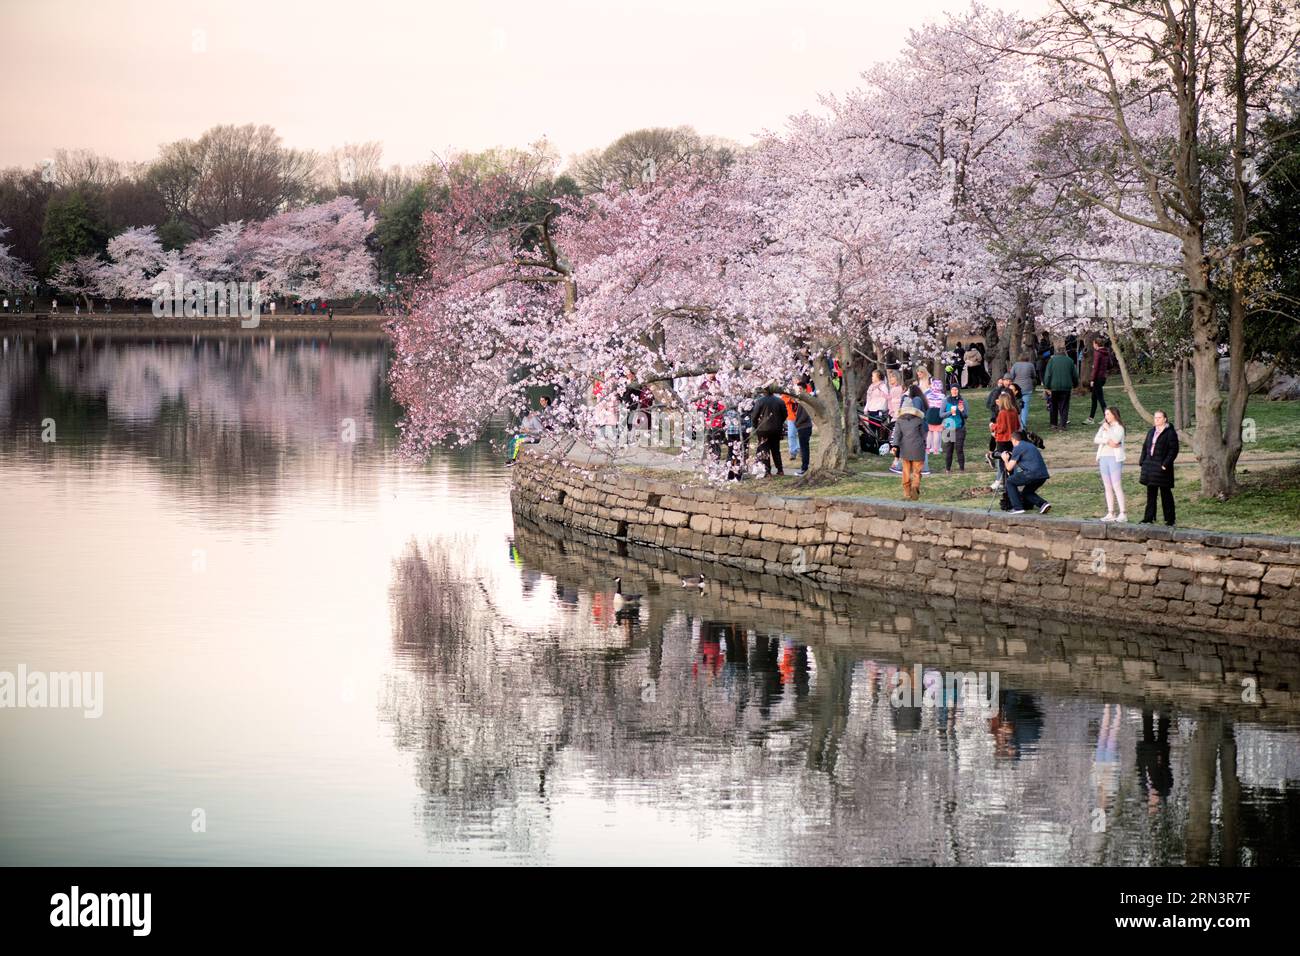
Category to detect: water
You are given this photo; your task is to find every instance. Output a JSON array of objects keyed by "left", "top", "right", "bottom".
[{"left": 2, "top": 329, "right": 1298, "bottom": 866}]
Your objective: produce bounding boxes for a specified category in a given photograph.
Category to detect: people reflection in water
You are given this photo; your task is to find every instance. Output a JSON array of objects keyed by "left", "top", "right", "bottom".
[
  {"left": 1093, "top": 704, "right": 1123, "bottom": 818},
  {"left": 890, "top": 666, "right": 923, "bottom": 733},
  {"left": 1135, "top": 710, "right": 1173, "bottom": 811},
  {"left": 693, "top": 620, "right": 731, "bottom": 683},
  {"left": 988, "top": 690, "right": 1044, "bottom": 760},
  {"left": 933, "top": 668, "right": 959, "bottom": 741},
  {"left": 553, "top": 580, "right": 579, "bottom": 609}
]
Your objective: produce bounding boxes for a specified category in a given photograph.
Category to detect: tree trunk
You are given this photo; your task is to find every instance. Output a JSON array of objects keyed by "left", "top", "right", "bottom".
[
  {"left": 840, "top": 343, "right": 859, "bottom": 461},
  {"left": 1105, "top": 316, "right": 1155, "bottom": 426},
  {"left": 1186, "top": 233, "right": 1236, "bottom": 498},
  {"left": 1184, "top": 715, "right": 1221, "bottom": 867},
  {"left": 1219, "top": 723, "right": 1240, "bottom": 866},
  {"left": 807, "top": 355, "right": 846, "bottom": 476},
  {"left": 1173, "top": 360, "right": 1185, "bottom": 430},
  {"left": 982, "top": 313, "right": 1003, "bottom": 381},
  {"left": 1001, "top": 290, "right": 1027, "bottom": 376}
]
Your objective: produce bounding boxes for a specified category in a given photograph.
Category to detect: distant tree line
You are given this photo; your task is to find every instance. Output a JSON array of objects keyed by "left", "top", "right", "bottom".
[{"left": 0, "top": 123, "right": 735, "bottom": 296}]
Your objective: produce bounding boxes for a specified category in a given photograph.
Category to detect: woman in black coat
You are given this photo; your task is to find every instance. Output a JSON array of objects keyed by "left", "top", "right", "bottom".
[{"left": 1138, "top": 409, "right": 1179, "bottom": 525}]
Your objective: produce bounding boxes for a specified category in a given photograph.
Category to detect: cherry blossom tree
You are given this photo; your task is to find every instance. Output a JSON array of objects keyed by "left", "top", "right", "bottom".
[
  {"left": 50, "top": 255, "right": 105, "bottom": 310},
  {"left": 238, "top": 197, "right": 380, "bottom": 300},
  {"left": 0, "top": 226, "right": 34, "bottom": 294},
  {"left": 96, "top": 226, "right": 170, "bottom": 299},
  {"left": 1034, "top": 0, "right": 1300, "bottom": 498},
  {"left": 390, "top": 154, "right": 752, "bottom": 453}
]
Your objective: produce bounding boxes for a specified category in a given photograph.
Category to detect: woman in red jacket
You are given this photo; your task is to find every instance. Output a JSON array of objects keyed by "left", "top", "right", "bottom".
[{"left": 990, "top": 393, "right": 1019, "bottom": 490}]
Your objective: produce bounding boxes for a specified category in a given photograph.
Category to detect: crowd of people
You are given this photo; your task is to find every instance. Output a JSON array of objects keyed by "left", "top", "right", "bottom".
[
  {"left": 509, "top": 334, "right": 1183, "bottom": 525},
  {"left": 867, "top": 337, "right": 1181, "bottom": 524},
  {"left": 693, "top": 373, "right": 818, "bottom": 479}
]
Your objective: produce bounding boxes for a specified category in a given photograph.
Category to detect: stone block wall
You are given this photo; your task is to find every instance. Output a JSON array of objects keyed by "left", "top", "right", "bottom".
[{"left": 510, "top": 451, "right": 1300, "bottom": 640}]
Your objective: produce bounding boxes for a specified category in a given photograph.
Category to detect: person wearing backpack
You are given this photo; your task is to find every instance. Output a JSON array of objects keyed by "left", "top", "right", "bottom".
[
  {"left": 1042, "top": 345, "right": 1080, "bottom": 430},
  {"left": 941, "top": 384, "right": 968, "bottom": 472}
]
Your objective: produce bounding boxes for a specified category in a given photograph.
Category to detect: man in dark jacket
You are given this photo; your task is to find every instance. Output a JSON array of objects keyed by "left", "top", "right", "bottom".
[
  {"left": 1002, "top": 430, "right": 1052, "bottom": 514},
  {"left": 752, "top": 386, "right": 787, "bottom": 477},
  {"left": 1086, "top": 337, "right": 1114, "bottom": 423},
  {"left": 1139, "top": 410, "right": 1179, "bottom": 525},
  {"left": 1042, "top": 346, "right": 1079, "bottom": 430},
  {"left": 985, "top": 373, "right": 1013, "bottom": 420},
  {"left": 793, "top": 401, "right": 813, "bottom": 476}
]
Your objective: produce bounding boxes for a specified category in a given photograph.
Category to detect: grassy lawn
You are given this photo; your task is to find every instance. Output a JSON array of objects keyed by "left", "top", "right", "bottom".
[
  {"left": 617, "top": 373, "right": 1300, "bottom": 536},
  {"left": 778, "top": 373, "right": 1300, "bottom": 536},
  {"left": 779, "top": 460, "right": 1300, "bottom": 536},
  {"left": 959, "top": 373, "right": 1300, "bottom": 468}
]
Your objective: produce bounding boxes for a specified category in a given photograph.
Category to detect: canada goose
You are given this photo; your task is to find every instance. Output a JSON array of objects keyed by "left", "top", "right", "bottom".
[
  {"left": 680, "top": 573, "right": 706, "bottom": 589},
  {"left": 612, "top": 577, "right": 641, "bottom": 608}
]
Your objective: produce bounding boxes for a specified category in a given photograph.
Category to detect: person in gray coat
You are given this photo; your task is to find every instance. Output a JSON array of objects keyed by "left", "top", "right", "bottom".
[{"left": 890, "top": 404, "right": 927, "bottom": 500}]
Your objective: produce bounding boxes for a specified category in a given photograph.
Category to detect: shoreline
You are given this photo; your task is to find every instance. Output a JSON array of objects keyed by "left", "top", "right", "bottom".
[
  {"left": 0, "top": 313, "right": 391, "bottom": 334},
  {"left": 510, "top": 446, "right": 1300, "bottom": 640},
  {"left": 512, "top": 513, "right": 1300, "bottom": 720}
]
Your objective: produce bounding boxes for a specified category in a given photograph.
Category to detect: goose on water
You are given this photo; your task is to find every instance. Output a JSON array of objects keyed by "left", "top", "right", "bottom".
[
  {"left": 680, "top": 573, "right": 706, "bottom": 589},
  {"left": 612, "top": 577, "right": 642, "bottom": 609}
]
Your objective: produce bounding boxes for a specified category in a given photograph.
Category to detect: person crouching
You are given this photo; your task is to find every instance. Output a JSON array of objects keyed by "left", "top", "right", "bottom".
[{"left": 1000, "top": 430, "right": 1052, "bottom": 514}]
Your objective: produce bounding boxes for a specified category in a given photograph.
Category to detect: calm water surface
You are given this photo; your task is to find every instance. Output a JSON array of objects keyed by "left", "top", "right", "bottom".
[{"left": 1, "top": 330, "right": 1298, "bottom": 865}]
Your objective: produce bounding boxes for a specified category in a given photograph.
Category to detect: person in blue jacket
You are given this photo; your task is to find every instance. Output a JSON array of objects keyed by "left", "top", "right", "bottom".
[{"left": 1001, "top": 430, "right": 1051, "bottom": 514}]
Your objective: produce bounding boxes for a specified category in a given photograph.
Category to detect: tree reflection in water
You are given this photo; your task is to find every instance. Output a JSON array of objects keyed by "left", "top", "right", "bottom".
[{"left": 382, "top": 523, "right": 1300, "bottom": 865}]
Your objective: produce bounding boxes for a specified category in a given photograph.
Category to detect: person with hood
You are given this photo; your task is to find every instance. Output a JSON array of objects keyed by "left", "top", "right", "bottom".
[
  {"left": 941, "top": 384, "right": 968, "bottom": 472},
  {"left": 890, "top": 402, "right": 927, "bottom": 500},
  {"left": 752, "top": 386, "right": 787, "bottom": 477},
  {"left": 1086, "top": 337, "right": 1114, "bottom": 423},
  {"left": 1042, "top": 345, "right": 1079, "bottom": 430},
  {"left": 892, "top": 383, "right": 931, "bottom": 476},
  {"left": 1138, "top": 409, "right": 1179, "bottom": 525}
]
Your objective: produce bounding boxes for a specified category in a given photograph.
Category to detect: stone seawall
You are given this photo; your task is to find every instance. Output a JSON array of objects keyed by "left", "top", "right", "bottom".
[
  {"left": 509, "top": 451, "right": 1300, "bottom": 640},
  {"left": 512, "top": 515, "right": 1300, "bottom": 719}
]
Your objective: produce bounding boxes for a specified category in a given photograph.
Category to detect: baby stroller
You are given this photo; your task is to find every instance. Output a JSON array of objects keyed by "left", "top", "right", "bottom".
[{"left": 859, "top": 410, "right": 893, "bottom": 455}]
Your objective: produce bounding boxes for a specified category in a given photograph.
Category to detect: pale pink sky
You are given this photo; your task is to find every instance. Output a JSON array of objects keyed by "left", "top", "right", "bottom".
[{"left": 0, "top": 0, "right": 1049, "bottom": 170}]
